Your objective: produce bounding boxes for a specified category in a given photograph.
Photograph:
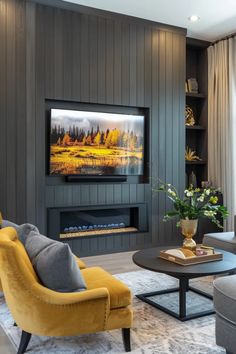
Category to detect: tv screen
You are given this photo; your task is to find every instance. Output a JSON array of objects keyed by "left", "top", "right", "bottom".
[{"left": 49, "top": 108, "right": 145, "bottom": 176}]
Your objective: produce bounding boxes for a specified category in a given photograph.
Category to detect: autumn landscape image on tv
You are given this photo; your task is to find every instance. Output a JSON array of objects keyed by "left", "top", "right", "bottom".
[{"left": 50, "top": 109, "right": 145, "bottom": 175}]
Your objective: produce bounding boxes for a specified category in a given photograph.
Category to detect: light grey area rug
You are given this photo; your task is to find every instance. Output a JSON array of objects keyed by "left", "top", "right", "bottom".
[{"left": 0, "top": 270, "right": 224, "bottom": 354}]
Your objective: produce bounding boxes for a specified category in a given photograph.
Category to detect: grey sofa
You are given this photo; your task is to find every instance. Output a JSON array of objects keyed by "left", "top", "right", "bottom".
[
  {"left": 214, "top": 275, "right": 236, "bottom": 354},
  {"left": 204, "top": 220, "right": 236, "bottom": 353},
  {"left": 203, "top": 231, "right": 236, "bottom": 253},
  {"left": 203, "top": 216, "right": 236, "bottom": 254}
]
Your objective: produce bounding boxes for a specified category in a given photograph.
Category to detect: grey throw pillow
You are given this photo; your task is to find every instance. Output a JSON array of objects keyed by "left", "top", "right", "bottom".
[
  {"left": 2, "top": 219, "right": 19, "bottom": 230},
  {"left": 2, "top": 220, "right": 39, "bottom": 245},
  {"left": 25, "top": 231, "right": 87, "bottom": 293},
  {"left": 18, "top": 224, "right": 39, "bottom": 245}
]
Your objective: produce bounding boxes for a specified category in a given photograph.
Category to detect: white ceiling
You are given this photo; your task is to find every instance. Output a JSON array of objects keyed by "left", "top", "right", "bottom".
[{"left": 63, "top": 0, "right": 236, "bottom": 41}]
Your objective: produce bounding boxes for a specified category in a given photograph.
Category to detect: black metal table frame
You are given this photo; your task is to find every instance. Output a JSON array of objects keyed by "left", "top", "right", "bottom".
[{"left": 136, "top": 276, "right": 214, "bottom": 321}]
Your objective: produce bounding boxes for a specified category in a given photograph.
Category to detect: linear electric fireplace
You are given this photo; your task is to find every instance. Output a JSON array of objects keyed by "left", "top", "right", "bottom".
[{"left": 47, "top": 204, "right": 148, "bottom": 242}]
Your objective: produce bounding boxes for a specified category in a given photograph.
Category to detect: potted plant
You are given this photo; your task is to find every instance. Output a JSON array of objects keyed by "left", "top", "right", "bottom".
[{"left": 154, "top": 182, "right": 228, "bottom": 250}]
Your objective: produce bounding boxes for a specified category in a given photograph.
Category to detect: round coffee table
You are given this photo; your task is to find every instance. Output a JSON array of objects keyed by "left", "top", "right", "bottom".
[{"left": 133, "top": 246, "right": 236, "bottom": 321}]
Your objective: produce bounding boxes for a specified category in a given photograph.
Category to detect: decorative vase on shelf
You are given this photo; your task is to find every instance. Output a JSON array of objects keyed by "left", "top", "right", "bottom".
[{"left": 180, "top": 219, "right": 198, "bottom": 251}]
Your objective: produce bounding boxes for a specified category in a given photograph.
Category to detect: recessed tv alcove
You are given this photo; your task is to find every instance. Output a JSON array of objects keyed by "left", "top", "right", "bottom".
[
  {"left": 47, "top": 203, "right": 148, "bottom": 241},
  {"left": 46, "top": 99, "right": 149, "bottom": 184}
]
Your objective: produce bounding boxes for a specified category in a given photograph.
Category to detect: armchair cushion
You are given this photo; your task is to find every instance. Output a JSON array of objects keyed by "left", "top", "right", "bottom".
[
  {"left": 75, "top": 256, "right": 86, "bottom": 269},
  {"left": 25, "top": 230, "right": 87, "bottom": 293},
  {"left": 82, "top": 266, "right": 131, "bottom": 309}
]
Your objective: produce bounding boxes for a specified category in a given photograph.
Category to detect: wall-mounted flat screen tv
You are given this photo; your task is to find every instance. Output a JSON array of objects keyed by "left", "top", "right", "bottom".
[{"left": 49, "top": 108, "right": 145, "bottom": 176}]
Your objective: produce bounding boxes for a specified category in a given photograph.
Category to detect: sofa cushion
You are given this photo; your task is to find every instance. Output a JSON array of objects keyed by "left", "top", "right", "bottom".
[
  {"left": 214, "top": 274, "right": 236, "bottom": 324},
  {"left": 25, "top": 231, "right": 87, "bottom": 293},
  {"left": 203, "top": 232, "right": 236, "bottom": 253},
  {"left": 82, "top": 267, "right": 131, "bottom": 309},
  {"left": 1, "top": 220, "right": 39, "bottom": 245}
]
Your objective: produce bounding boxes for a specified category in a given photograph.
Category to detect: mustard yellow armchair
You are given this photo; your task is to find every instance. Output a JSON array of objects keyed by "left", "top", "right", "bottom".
[{"left": 0, "top": 228, "right": 133, "bottom": 354}]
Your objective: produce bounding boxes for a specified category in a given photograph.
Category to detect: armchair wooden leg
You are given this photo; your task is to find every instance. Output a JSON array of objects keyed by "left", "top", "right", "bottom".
[
  {"left": 17, "top": 331, "right": 32, "bottom": 354},
  {"left": 122, "top": 328, "right": 131, "bottom": 352}
]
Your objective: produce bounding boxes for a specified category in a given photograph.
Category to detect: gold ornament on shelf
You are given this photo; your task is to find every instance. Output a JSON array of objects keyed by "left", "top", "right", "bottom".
[
  {"left": 185, "top": 105, "right": 195, "bottom": 126},
  {"left": 185, "top": 146, "right": 202, "bottom": 161}
]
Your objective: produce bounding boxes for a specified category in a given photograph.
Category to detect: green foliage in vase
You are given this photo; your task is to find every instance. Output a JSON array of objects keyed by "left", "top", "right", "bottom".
[{"left": 153, "top": 181, "right": 228, "bottom": 228}]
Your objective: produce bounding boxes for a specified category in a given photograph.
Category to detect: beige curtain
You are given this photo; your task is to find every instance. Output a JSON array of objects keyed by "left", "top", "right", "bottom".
[{"left": 208, "top": 38, "right": 236, "bottom": 230}]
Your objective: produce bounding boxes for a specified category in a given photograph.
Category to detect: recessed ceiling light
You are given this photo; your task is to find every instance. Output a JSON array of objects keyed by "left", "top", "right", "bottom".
[{"left": 188, "top": 15, "right": 200, "bottom": 22}]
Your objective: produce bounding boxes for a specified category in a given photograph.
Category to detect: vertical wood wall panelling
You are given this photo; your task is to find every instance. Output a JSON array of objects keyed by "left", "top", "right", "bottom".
[
  {"left": 1, "top": 2, "right": 186, "bottom": 254},
  {"left": 129, "top": 184, "right": 137, "bottom": 204},
  {"left": 150, "top": 28, "right": 159, "bottom": 245},
  {"left": 157, "top": 31, "right": 167, "bottom": 244},
  {"left": 80, "top": 184, "right": 90, "bottom": 205},
  {"left": 45, "top": 186, "right": 54, "bottom": 207},
  {"left": 89, "top": 184, "right": 98, "bottom": 205},
  {"left": 135, "top": 25, "right": 146, "bottom": 248},
  {"left": 63, "top": 10, "right": 73, "bottom": 100},
  {"left": 105, "top": 185, "right": 114, "bottom": 205},
  {"left": 65, "top": 185, "right": 73, "bottom": 206},
  {"left": 114, "top": 20, "right": 122, "bottom": 105},
  {"left": 105, "top": 18, "right": 114, "bottom": 104},
  {"left": 105, "top": 184, "right": 115, "bottom": 251},
  {"left": 80, "top": 14, "right": 89, "bottom": 102},
  {"left": 121, "top": 22, "right": 130, "bottom": 106},
  {"left": 54, "top": 8, "right": 64, "bottom": 99},
  {"left": 72, "top": 184, "right": 81, "bottom": 206},
  {"left": 26, "top": 1, "right": 36, "bottom": 224},
  {"left": 121, "top": 184, "right": 130, "bottom": 204},
  {"left": 0, "top": 0, "right": 7, "bottom": 217},
  {"left": 129, "top": 23, "right": 137, "bottom": 107},
  {"left": 164, "top": 32, "right": 174, "bottom": 240},
  {"left": 144, "top": 26, "right": 152, "bottom": 245},
  {"left": 44, "top": 6, "right": 55, "bottom": 99},
  {"left": 97, "top": 17, "right": 106, "bottom": 103},
  {"left": 6, "top": 0, "right": 17, "bottom": 220},
  {"left": 97, "top": 184, "right": 106, "bottom": 205},
  {"left": 113, "top": 184, "right": 122, "bottom": 204},
  {"left": 16, "top": 0, "right": 27, "bottom": 223},
  {"left": 89, "top": 15, "right": 98, "bottom": 103},
  {"left": 54, "top": 185, "right": 63, "bottom": 206},
  {"left": 35, "top": 5, "right": 46, "bottom": 232},
  {"left": 136, "top": 25, "right": 145, "bottom": 107},
  {"left": 71, "top": 11, "right": 81, "bottom": 101}
]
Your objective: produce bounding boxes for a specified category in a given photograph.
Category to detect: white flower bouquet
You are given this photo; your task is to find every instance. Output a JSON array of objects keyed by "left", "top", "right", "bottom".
[{"left": 154, "top": 182, "right": 228, "bottom": 228}]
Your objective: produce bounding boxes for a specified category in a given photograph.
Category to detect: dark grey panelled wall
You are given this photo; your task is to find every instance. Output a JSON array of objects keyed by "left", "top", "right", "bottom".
[
  {"left": 0, "top": 0, "right": 186, "bottom": 255},
  {"left": 0, "top": 0, "right": 27, "bottom": 223}
]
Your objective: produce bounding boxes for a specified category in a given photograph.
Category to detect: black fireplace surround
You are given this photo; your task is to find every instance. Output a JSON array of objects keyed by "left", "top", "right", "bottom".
[{"left": 47, "top": 203, "right": 148, "bottom": 242}]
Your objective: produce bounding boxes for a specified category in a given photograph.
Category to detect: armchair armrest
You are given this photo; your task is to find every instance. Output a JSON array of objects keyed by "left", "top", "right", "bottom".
[
  {"left": 32, "top": 282, "right": 110, "bottom": 306},
  {"left": 15, "top": 283, "right": 111, "bottom": 336}
]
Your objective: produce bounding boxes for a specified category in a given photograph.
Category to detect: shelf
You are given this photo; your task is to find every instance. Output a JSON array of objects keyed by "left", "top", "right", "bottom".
[
  {"left": 186, "top": 92, "right": 207, "bottom": 98},
  {"left": 186, "top": 125, "right": 206, "bottom": 131},
  {"left": 186, "top": 40, "right": 208, "bottom": 188},
  {"left": 186, "top": 161, "right": 207, "bottom": 165}
]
